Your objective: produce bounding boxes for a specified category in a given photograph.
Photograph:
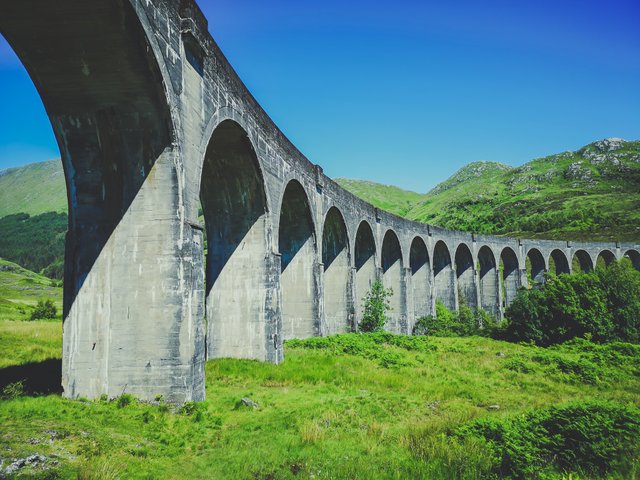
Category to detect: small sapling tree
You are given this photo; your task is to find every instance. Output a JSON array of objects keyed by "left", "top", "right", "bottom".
[
  {"left": 30, "top": 299, "right": 57, "bottom": 321},
  {"left": 359, "top": 280, "right": 392, "bottom": 332}
]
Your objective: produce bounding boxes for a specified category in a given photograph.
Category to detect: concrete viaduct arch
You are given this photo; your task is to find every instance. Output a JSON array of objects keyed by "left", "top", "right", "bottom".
[{"left": 2, "top": 0, "right": 638, "bottom": 403}]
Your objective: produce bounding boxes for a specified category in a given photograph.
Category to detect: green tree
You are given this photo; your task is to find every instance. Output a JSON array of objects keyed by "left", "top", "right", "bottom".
[
  {"left": 359, "top": 280, "right": 392, "bottom": 332},
  {"left": 504, "top": 260, "right": 640, "bottom": 345},
  {"left": 30, "top": 299, "right": 57, "bottom": 321}
]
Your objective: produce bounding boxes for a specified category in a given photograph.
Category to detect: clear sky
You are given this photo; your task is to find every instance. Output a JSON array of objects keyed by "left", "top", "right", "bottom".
[{"left": 0, "top": 0, "right": 639, "bottom": 192}]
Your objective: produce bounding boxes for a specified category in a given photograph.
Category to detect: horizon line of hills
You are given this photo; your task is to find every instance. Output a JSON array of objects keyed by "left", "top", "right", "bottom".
[{"left": 0, "top": 137, "right": 639, "bottom": 279}]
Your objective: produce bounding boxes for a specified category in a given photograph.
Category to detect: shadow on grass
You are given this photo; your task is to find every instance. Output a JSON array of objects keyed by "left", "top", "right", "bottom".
[{"left": 0, "top": 359, "right": 62, "bottom": 395}]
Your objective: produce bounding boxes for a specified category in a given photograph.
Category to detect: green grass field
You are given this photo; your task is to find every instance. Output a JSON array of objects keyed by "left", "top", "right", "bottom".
[
  {"left": 1, "top": 320, "right": 639, "bottom": 479},
  {"left": 0, "top": 258, "right": 63, "bottom": 322}
]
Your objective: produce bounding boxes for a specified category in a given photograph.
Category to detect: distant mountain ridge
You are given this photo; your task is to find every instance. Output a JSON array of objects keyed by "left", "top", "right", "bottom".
[
  {"left": 0, "top": 159, "right": 66, "bottom": 218},
  {"left": 337, "top": 138, "right": 640, "bottom": 242}
]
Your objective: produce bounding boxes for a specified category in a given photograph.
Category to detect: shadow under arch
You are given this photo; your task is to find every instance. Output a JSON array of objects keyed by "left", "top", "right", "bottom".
[
  {"left": 433, "top": 241, "right": 455, "bottom": 310},
  {"left": 573, "top": 249, "right": 594, "bottom": 273},
  {"left": 382, "top": 230, "right": 403, "bottom": 333},
  {"left": 1, "top": 1, "right": 174, "bottom": 311},
  {"left": 354, "top": 221, "right": 377, "bottom": 325},
  {"left": 596, "top": 249, "right": 616, "bottom": 269},
  {"left": 279, "top": 180, "right": 317, "bottom": 340},
  {"left": 549, "top": 249, "right": 570, "bottom": 275},
  {"left": 500, "top": 247, "right": 520, "bottom": 308},
  {"left": 322, "top": 207, "right": 351, "bottom": 334},
  {"left": 200, "top": 119, "right": 271, "bottom": 360},
  {"left": 624, "top": 250, "right": 640, "bottom": 271},
  {"left": 410, "top": 237, "right": 432, "bottom": 324},
  {"left": 478, "top": 246, "right": 498, "bottom": 316},
  {"left": 455, "top": 243, "right": 477, "bottom": 308},
  {"left": 526, "top": 248, "right": 546, "bottom": 286}
]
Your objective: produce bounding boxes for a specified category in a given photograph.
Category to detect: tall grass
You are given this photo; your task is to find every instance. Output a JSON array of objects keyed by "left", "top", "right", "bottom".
[{"left": 0, "top": 324, "right": 638, "bottom": 479}]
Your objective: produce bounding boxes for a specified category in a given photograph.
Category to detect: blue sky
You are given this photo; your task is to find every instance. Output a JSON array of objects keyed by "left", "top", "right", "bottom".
[{"left": 0, "top": 0, "right": 639, "bottom": 192}]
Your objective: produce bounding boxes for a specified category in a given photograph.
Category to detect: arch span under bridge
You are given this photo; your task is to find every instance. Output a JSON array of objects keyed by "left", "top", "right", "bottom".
[{"left": 1, "top": 0, "right": 638, "bottom": 403}]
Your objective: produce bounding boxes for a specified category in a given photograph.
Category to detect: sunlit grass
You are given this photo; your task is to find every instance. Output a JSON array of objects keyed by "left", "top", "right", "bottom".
[{"left": 1, "top": 322, "right": 638, "bottom": 478}]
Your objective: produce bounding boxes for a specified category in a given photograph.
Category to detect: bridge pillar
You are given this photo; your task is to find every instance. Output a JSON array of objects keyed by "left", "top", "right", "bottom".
[
  {"left": 62, "top": 149, "right": 206, "bottom": 404},
  {"left": 400, "top": 267, "right": 411, "bottom": 334}
]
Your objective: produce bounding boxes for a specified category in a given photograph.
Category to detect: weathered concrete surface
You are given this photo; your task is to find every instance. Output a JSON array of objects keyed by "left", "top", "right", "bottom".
[
  {"left": 322, "top": 208, "right": 352, "bottom": 335},
  {"left": 2, "top": 0, "right": 638, "bottom": 402}
]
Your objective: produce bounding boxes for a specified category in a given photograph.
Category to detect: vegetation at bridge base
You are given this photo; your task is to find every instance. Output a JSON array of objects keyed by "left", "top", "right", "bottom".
[
  {"left": 413, "top": 300, "right": 499, "bottom": 338},
  {"left": 503, "top": 259, "right": 640, "bottom": 346},
  {"left": 359, "top": 280, "right": 393, "bottom": 333},
  {"left": 2, "top": 318, "right": 639, "bottom": 479}
]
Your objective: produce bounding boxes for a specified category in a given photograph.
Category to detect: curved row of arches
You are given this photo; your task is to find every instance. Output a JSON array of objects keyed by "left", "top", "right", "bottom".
[
  {"left": 196, "top": 120, "right": 640, "bottom": 362},
  {"left": 9, "top": 0, "right": 636, "bottom": 402}
]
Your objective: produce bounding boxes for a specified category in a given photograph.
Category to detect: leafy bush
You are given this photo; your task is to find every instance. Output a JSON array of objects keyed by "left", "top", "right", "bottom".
[
  {"left": 359, "top": 280, "right": 392, "bottom": 332},
  {"left": 503, "top": 260, "right": 640, "bottom": 345},
  {"left": 455, "top": 400, "right": 640, "bottom": 478},
  {"left": 413, "top": 301, "right": 500, "bottom": 337},
  {"left": 287, "top": 332, "right": 435, "bottom": 368},
  {"left": 116, "top": 393, "right": 135, "bottom": 408},
  {"left": 30, "top": 298, "right": 57, "bottom": 320}
]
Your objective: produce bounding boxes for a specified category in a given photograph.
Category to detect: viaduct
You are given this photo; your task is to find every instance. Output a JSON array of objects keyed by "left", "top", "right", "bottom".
[{"left": 1, "top": 0, "right": 638, "bottom": 403}]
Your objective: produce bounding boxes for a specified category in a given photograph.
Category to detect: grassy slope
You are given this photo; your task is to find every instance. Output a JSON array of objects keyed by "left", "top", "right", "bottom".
[
  {"left": 0, "top": 258, "right": 63, "bottom": 322},
  {"left": 334, "top": 179, "right": 424, "bottom": 217},
  {"left": 0, "top": 160, "right": 66, "bottom": 218},
  {"left": 0, "top": 324, "right": 638, "bottom": 479},
  {"left": 340, "top": 139, "right": 640, "bottom": 241}
]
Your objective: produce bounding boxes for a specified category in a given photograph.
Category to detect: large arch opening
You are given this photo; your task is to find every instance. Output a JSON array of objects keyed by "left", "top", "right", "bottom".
[
  {"left": 624, "top": 250, "right": 640, "bottom": 271},
  {"left": 477, "top": 246, "right": 498, "bottom": 316},
  {"left": 549, "top": 249, "right": 570, "bottom": 275},
  {"left": 500, "top": 247, "right": 520, "bottom": 308},
  {"left": 381, "top": 230, "right": 403, "bottom": 333},
  {"left": 455, "top": 243, "right": 477, "bottom": 308},
  {"left": 596, "top": 250, "right": 616, "bottom": 269},
  {"left": 410, "top": 237, "right": 431, "bottom": 325},
  {"left": 200, "top": 120, "right": 269, "bottom": 360},
  {"left": 0, "top": 3, "right": 207, "bottom": 402},
  {"left": 354, "top": 221, "right": 376, "bottom": 325},
  {"left": 526, "top": 248, "right": 546, "bottom": 286},
  {"left": 279, "top": 180, "right": 317, "bottom": 340},
  {"left": 322, "top": 207, "right": 351, "bottom": 335},
  {"left": 433, "top": 241, "right": 455, "bottom": 310},
  {"left": 572, "top": 250, "right": 594, "bottom": 273}
]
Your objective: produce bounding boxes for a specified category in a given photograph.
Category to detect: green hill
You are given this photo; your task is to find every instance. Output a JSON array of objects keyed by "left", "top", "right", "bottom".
[
  {"left": 0, "top": 159, "right": 66, "bottom": 218},
  {"left": 335, "top": 179, "right": 423, "bottom": 217},
  {"left": 0, "top": 257, "right": 62, "bottom": 322},
  {"left": 340, "top": 138, "right": 640, "bottom": 241}
]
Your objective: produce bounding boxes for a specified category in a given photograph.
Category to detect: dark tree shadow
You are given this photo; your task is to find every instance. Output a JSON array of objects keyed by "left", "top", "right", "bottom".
[{"left": 0, "top": 359, "right": 62, "bottom": 396}]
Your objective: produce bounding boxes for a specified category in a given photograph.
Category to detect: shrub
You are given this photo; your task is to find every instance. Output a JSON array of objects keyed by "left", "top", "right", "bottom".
[
  {"left": 116, "top": 393, "right": 135, "bottom": 408},
  {"left": 503, "top": 260, "right": 640, "bottom": 345},
  {"left": 413, "top": 301, "right": 500, "bottom": 337},
  {"left": 359, "top": 280, "right": 392, "bottom": 333},
  {"left": 455, "top": 400, "right": 640, "bottom": 478},
  {"left": 286, "top": 332, "right": 435, "bottom": 368},
  {"left": 30, "top": 299, "right": 57, "bottom": 320}
]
